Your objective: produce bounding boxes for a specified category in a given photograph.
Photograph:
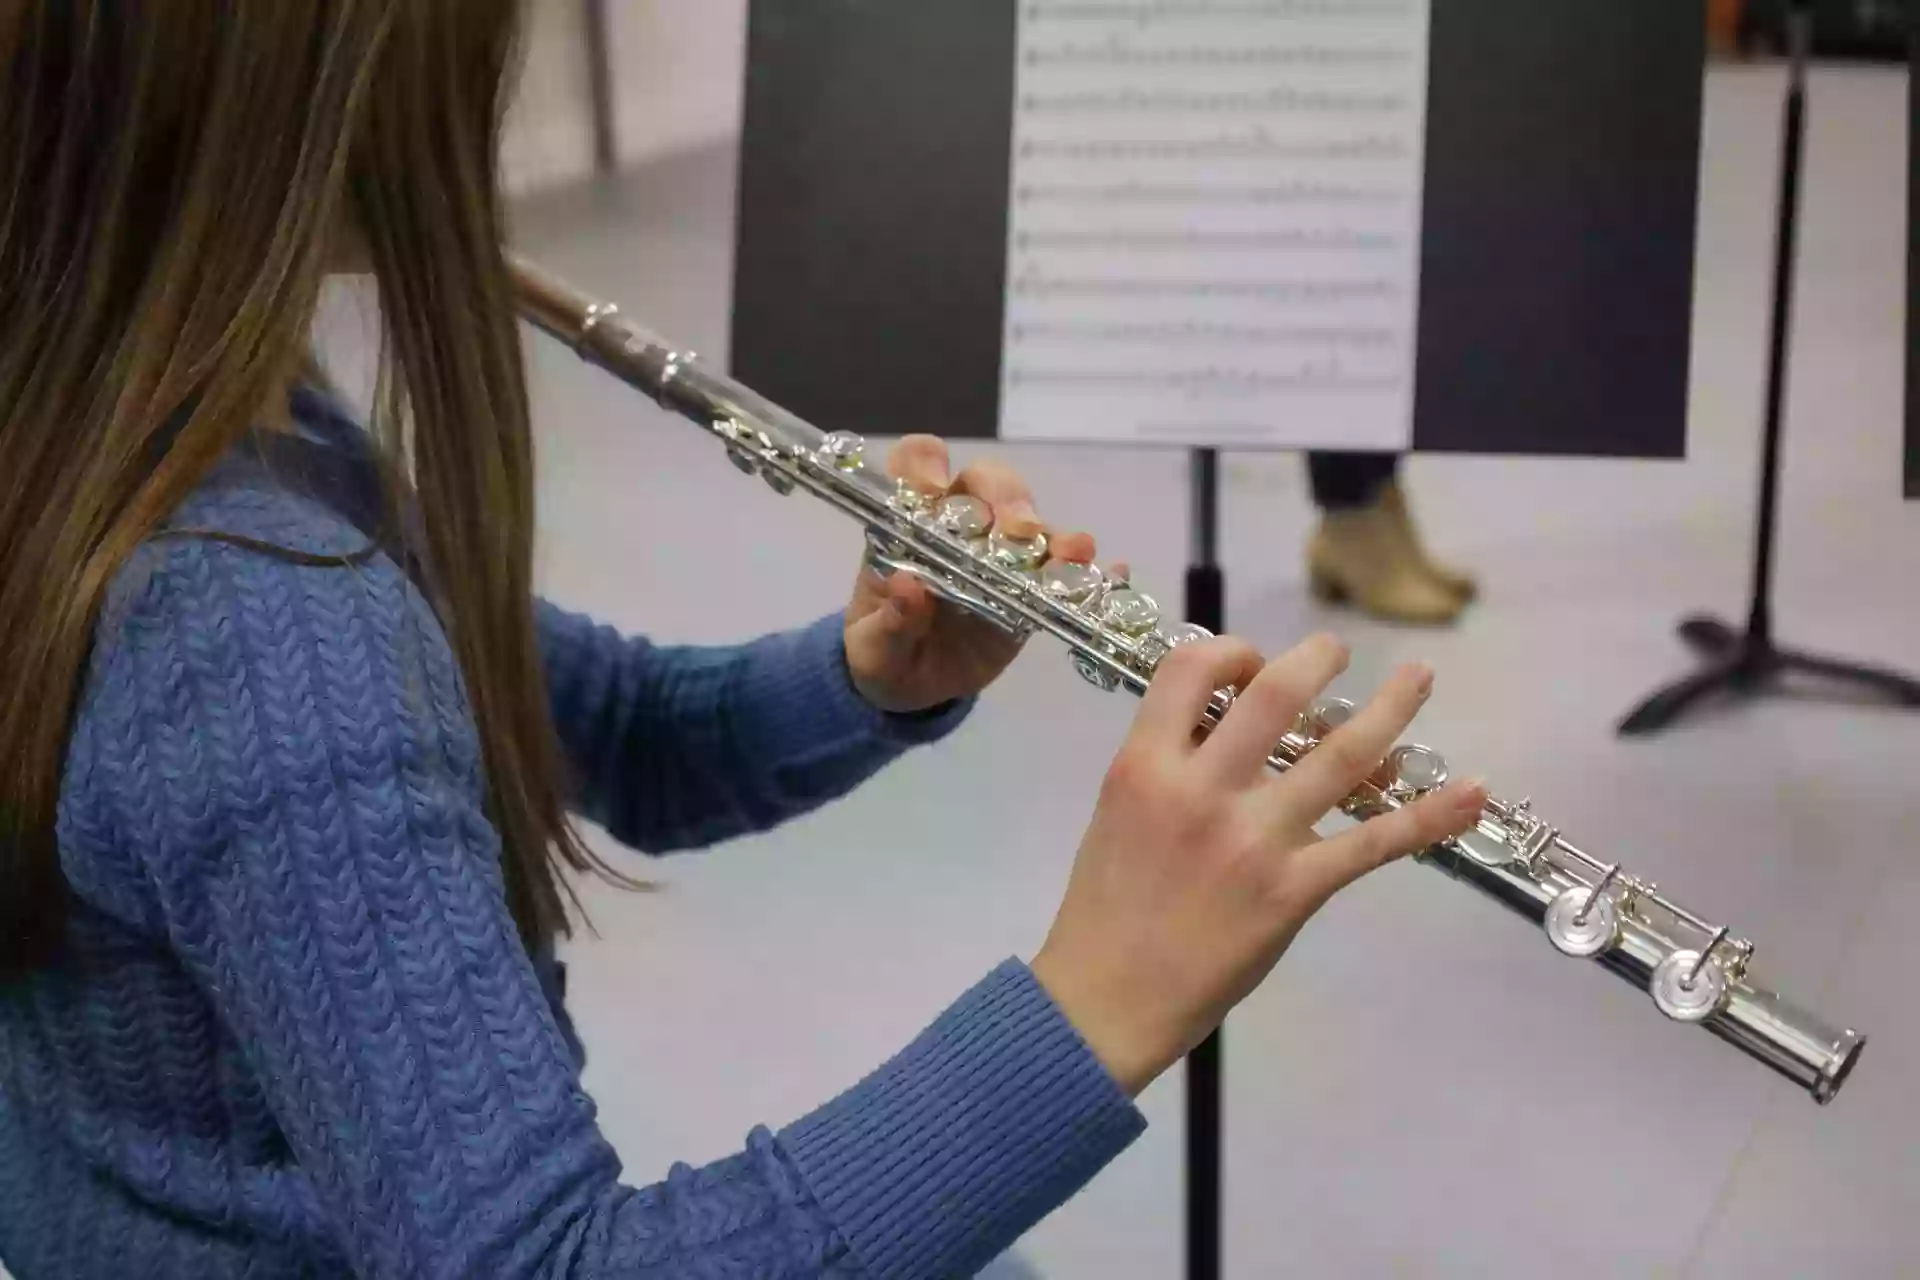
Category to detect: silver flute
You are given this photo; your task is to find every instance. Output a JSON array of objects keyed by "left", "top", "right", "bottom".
[{"left": 511, "top": 254, "right": 1866, "bottom": 1105}]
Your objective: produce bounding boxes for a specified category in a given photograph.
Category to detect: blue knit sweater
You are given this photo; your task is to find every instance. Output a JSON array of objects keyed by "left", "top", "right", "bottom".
[{"left": 0, "top": 392, "right": 1144, "bottom": 1278}]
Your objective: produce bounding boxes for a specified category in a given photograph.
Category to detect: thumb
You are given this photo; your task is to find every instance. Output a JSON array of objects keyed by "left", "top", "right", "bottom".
[{"left": 845, "top": 572, "right": 937, "bottom": 668}]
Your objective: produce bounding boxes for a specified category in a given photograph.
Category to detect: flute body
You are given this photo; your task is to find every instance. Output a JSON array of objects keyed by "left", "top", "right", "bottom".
[{"left": 511, "top": 255, "right": 1865, "bottom": 1105}]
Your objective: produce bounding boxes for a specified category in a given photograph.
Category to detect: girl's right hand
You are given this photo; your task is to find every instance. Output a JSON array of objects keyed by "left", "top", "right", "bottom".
[{"left": 1031, "top": 633, "right": 1488, "bottom": 1096}]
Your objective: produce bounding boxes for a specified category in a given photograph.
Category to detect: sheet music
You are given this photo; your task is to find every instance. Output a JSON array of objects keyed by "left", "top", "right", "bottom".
[{"left": 999, "top": 0, "right": 1431, "bottom": 448}]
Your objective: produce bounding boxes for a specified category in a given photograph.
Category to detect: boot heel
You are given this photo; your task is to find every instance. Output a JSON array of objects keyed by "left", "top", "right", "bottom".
[{"left": 1308, "top": 566, "right": 1348, "bottom": 604}]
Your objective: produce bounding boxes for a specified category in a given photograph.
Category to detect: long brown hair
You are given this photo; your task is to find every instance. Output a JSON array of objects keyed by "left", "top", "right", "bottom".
[{"left": 0, "top": 1, "right": 603, "bottom": 973}]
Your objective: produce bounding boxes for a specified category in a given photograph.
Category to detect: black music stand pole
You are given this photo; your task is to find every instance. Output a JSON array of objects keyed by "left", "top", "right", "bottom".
[
  {"left": 584, "top": 0, "right": 618, "bottom": 175},
  {"left": 1618, "top": 1, "right": 1920, "bottom": 737},
  {"left": 1184, "top": 448, "right": 1225, "bottom": 1280}
]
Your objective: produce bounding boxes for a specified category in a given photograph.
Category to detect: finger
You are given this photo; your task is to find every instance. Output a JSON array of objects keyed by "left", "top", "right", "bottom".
[
  {"left": 887, "top": 434, "right": 952, "bottom": 498},
  {"left": 1259, "top": 661, "right": 1432, "bottom": 824},
  {"left": 1197, "top": 633, "right": 1350, "bottom": 782},
  {"left": 1050, "top": 529, "right": 1096, "bottom": 564},
  {"left": 1279, "top": 779, "right": 1488, "bottom": 912},
  {"left": 844, "top": 571, "right": 938, "bottom": 664},
  {"left": 885, "top": 570, "right": 938, "bottom": 628},
  {"left": 1129, "top": 636, "right": 1267, "bottom": 752},
  {"left": 951, "top": 458, "right": 1040, "bottom": 538}
]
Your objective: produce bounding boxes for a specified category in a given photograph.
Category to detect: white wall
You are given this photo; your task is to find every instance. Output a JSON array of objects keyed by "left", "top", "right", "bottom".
[{"left": 502, "top": 0, "right": 750, "bottom": 194}]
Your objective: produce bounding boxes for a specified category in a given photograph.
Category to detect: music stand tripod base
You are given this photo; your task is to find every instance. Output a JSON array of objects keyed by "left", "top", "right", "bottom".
[
  {"left": 1617, "top": 615, "right": 1920, "bottom": 737},
  {"left": 1618, "top": 3, "right": 1920, "bottom": 739}
]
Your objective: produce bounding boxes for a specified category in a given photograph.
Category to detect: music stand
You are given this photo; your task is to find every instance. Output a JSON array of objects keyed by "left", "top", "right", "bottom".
[
  {"left": 1618, "top": 0, "right": 1920, "bottom": 737},
  {"left": 731, "top": 7, "right": 1708, "bottom": 1277}
]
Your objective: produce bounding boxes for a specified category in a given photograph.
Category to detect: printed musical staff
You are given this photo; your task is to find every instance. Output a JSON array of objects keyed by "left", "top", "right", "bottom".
[
  {"left": 1023, "top": 41, "right": 1411, "bottom": 68},
  {"left": 1012, "top": 272, "right": 1402, "bottom": 302},
  {"left": 999, "top": 0, "right": 1431, "bottom": 448},
  {"left": 1013, "top": 228, "right": 1398, "bottom": 252},
  {"left": 1025, "top": 1, "right": 1415, "bottom": 19},
  {"left": 1014, "top": 180, "right": 1395, "bottom": 206},
  {"left": 1010, "top": 320, "right": 1397, "bottom": 347},
  {"left": 1008, "top": 366, "right": 1401, "bottom": 395},
  {"left": 1018, "top": 130, "right": 1409, "bottom": 162},
  {"left": 1019, "top": 87, "right": 1412, "bottom": 114}
]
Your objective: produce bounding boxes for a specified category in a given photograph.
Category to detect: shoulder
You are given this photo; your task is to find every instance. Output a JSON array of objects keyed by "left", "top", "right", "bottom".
[
  {"left": 91, "top": 451, "right": 463, "bottom": 747},
  {"left": 171, "top": 383, "right": 387, "bottom": 560},
  {"left": 169, "top": 441, "right": 380, "bottom": 555},
  {"left": 110, "top": 413, "right": 427, "bottom": 626},
  {"left": 61, "top": 463, "right": 477, "bottom": 917},
  {"left": 92, "top": 460, "right": 423, "bottom": 685}
]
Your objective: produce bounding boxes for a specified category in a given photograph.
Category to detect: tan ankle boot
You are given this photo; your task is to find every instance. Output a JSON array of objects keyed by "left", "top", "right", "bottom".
[
  {"left": 1381, "top": 480, "right": 1478, "bottom": 602},
  {"left": 1307, "top": 501, "right": 1465, "bottom": 626}
]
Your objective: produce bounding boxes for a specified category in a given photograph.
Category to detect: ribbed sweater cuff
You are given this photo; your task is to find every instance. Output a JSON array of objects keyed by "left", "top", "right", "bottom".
[
  {"left": 744, "top": 613, "right": 974, "bottom": 753},
  {"left": 780, "top": 960, "right": 1145, "bottom": 1279}
]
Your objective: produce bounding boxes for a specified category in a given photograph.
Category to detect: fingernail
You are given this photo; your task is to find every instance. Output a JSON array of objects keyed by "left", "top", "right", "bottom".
[{"left": 1409, "top": 663, "right": 1434, "bottom": 698}]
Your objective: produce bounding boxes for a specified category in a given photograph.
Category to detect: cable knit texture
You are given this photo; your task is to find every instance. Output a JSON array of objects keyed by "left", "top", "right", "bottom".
[{"left": 0, "top": 396, "right": 1145, "bottom": 1278}]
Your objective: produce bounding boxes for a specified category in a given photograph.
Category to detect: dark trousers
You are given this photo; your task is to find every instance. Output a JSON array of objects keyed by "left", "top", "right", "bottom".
[{"left": 1307, "top": 451, "right": 1400, "bottom": 511}]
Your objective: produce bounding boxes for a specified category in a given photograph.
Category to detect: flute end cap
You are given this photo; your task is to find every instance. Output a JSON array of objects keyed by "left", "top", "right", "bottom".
[{"left": 1814, "top": 1030, "right": 1866, "bottom": 1106}]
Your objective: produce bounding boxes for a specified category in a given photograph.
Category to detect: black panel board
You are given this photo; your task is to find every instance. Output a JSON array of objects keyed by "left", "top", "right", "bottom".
[{"left": 733, "top": 1, "right": 1704, "bottom": 457}]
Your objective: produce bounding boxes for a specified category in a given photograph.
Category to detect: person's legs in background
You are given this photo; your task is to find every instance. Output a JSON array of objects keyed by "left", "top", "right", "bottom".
[
  {"left": 1304, "top": 451, "right": 1477, "bottom": 626},
  {"left": 1306, "top": 450, "right": 1399, "bottom": 511}
]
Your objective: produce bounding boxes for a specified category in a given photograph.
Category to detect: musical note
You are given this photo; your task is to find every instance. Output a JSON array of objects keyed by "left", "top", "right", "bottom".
[{"left": 999, "top": 0, "right": 1431, "bottom": 449}]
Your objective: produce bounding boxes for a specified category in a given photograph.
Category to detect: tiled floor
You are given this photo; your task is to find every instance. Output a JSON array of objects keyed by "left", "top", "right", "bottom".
[{"left": 492, "top": 62, "right": 1915, "bottom": 1278}]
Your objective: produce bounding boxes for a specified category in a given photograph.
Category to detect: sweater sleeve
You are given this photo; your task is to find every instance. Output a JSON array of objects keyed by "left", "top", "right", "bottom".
[
  {"left": 82, "top": 537, "right": 1142, "bottom": 1279},
  {"left": 535, "top": 601, "right": 973, "bottom": 854}
]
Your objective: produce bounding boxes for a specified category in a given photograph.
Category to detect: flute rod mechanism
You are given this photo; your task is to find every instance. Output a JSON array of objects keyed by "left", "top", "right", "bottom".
[{"left": 507, "top": 252, "right": 1866, "bottom": 1107}]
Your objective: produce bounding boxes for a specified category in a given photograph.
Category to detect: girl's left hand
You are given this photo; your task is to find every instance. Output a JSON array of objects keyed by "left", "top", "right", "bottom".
[{"left": 843, "top": 434, "right": 1111, "bottom": 714}]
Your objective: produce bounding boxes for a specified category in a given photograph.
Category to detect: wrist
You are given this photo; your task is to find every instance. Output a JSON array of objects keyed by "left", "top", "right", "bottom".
[
  {"left": 840, "top": 633, "right": 956, "bottom": 719},
  {"left": 854, "top": 680, "right": 959, "bottom": 721},
  {"left": 1029, "top": 946, "right": 1166, "bottom": 1098}
]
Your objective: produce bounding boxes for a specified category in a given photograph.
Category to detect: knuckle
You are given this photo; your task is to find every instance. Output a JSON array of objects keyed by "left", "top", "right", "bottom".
[
  {"left": 1257, "top": 861, "right": 1319, "bottom": 917},
  {"left": 1241, "top": 695, "right": 1299, "bottom": 745},
  {"left": 1360, "top": 812, "right": 1422, "bottom": 867},
  {"left": 1315, "top": 732, "right": 1375, "bottom": 780},
  {"left": 1241, "top": 669, "right": 1305, "bottom": 717},
  {"left": 1415, "top": 791, "right": 1467, "bottom": 842},
  {"left": 1325, "top": 816, "right": 1373, "bottom": 861},
  {"left": 1104, "top": 750, "right": 1210, "bottom": 825},
  {"left": 1351, "top": 818, "right": 1396, "bottom": 866},
  {"left": 1102, "top": 742, "right": 1161, "bottom": 798},
  {"left": 1151, "top": 643, "right": 1195, "bottom": 682},
  {"left": 1222, "top": 649, "right": 1262, "bottom": 690},
  {"left": 1216, "top": 816, "right": 1271, "bottom": 875}
]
